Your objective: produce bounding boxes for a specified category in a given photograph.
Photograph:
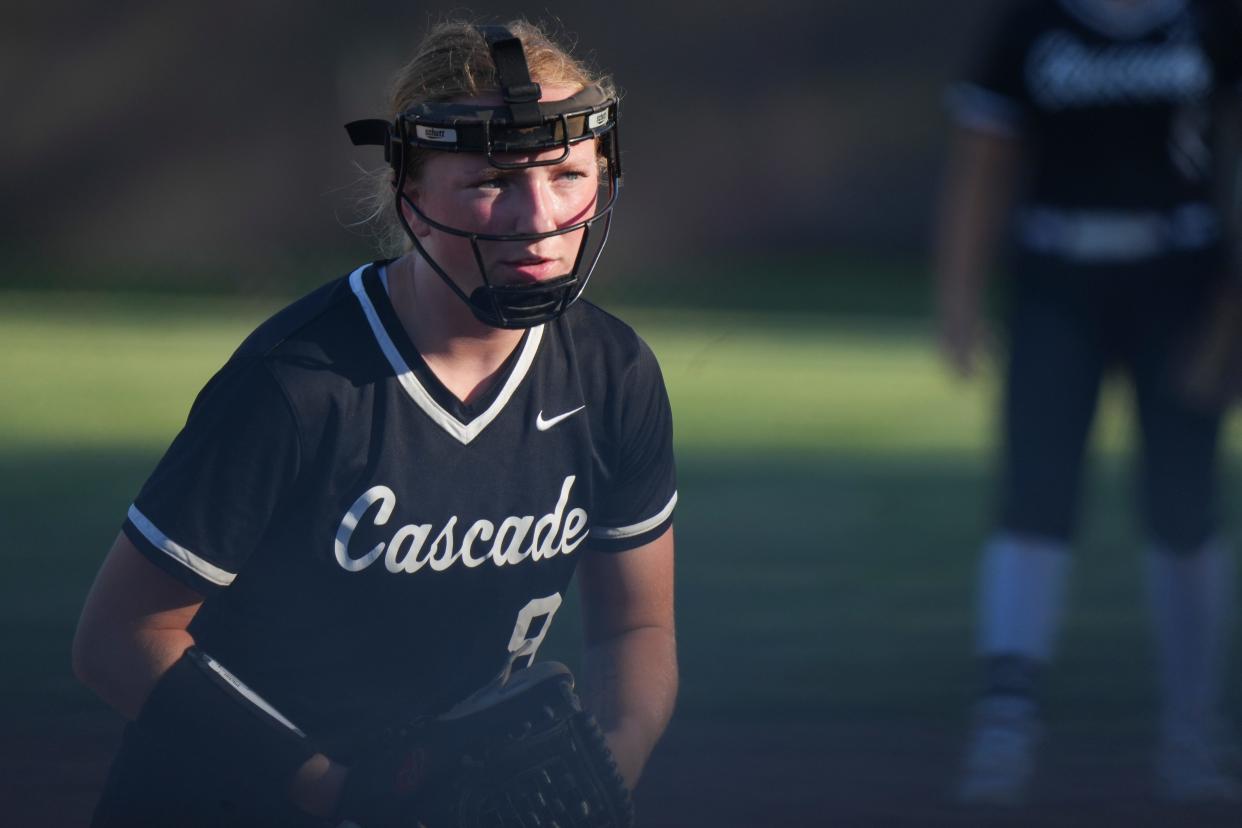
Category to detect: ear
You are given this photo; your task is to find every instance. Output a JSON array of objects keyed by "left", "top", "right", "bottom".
[{"left": 396, "top": 184, "right": 432, "bottom": 239}]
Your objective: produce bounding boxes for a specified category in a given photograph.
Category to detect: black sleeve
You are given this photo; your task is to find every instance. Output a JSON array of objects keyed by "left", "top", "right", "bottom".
[
  {"left": 946, "top": 1, "right": 1037, "bottom": 135},
  {"left": 587, "top": 339, "right": 677, "bottom": 553},
  {"left": 122, "top": 357, "right": 302, "bottom": 595},
  {"left": 1204, "top": 0, "right": 1242, "bottom": 93}
]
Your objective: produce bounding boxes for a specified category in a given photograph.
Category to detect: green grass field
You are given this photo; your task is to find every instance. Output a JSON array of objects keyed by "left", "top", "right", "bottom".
[{"left": 4, "top": 289, "right": 1241, "bottom": 825}]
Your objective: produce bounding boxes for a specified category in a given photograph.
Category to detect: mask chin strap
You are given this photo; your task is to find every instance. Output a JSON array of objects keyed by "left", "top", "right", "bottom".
[{"left": 470, "top": 275, "right": 576, "bottom": 328}]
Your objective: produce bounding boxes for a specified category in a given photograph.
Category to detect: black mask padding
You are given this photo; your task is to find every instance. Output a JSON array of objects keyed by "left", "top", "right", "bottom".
[{"left": 469, "top": 275, "right": 577, "bottom": 329}]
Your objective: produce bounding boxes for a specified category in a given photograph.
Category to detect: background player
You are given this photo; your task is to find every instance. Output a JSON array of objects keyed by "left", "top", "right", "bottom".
[
  {"left": 935, "top": 0, "right": 1242, "bottom": 805},
  {"left": 71, "top": 19, "right": 677, "bottom": 826}
]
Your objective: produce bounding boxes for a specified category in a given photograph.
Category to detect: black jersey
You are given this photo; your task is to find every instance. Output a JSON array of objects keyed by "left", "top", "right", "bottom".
[
  {"left": 120, "top": 262, "right": 677, "bottom": 756},
  {"left": 950, "top": 0, "right": 1242, "bottom": 263}
]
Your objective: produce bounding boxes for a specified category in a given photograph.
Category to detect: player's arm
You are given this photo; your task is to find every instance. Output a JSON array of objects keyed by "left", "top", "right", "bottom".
[
  {"left": 577, "top": 526, "right": 677, "bottom": 789},
  {"left": 933, "top": 126, "right": 1024, "bottom": 377},
  {"left": 72, "top": 532, "right": 347, "bottom": 818},
  {"left": 72, "top": 532, "right": 201, "bottom": 719},
  {"left": 1183, "top": 93, "right": 1242, "bottom": 405}
]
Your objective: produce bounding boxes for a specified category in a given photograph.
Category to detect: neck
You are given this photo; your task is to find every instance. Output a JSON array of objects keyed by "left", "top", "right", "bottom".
[
  {"left": 387, "top": 253, "right": 527, "bottom": 404},
  {"left": 388, "top": 254, "right": 524, "bottom": 353}
]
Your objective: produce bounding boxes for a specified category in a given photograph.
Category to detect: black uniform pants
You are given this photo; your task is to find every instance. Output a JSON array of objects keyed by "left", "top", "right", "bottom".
[{"left": 998, "top": 250, "right": 1225, "bottom": 553}]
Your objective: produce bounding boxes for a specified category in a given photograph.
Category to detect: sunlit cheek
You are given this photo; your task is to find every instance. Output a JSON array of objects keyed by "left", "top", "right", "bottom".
[
  {"left": 423, "top": 198, "right": 486, "bottom": 266},
  {"left": 426, "top": 230, "right": 475, "bottom": 269},
  {"left": 559, "top": 186, "right": 599, "bottom": 227},
  {"left": 409, "top": 179, "right": 476, "bottom": 229},
  {"left": 466, "top": 204, "right": 499, "bottom": 235}
]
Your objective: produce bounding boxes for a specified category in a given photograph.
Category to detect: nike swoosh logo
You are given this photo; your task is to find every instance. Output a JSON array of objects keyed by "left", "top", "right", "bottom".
[{"left": 536, "top": 405, "right": 586, "bottom": 431}]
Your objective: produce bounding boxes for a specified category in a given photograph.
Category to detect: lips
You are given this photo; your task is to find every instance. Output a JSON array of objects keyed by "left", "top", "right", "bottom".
[{"left": 498, "top": 257, "right": 562, "bottom": 283}]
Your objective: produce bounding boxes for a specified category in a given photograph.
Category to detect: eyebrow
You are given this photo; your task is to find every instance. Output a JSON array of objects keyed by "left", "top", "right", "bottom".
[{"left": 467, "top": 161, "right": 593, "bottom": 180}]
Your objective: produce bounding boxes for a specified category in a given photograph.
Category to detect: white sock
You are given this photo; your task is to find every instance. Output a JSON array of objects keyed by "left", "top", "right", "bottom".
[
  {"left": 977, "top": 533, "right": 1073, "bottom": 662},
  {"left": 1146, "top": 538, "right": 1235, "bottom": 741}
]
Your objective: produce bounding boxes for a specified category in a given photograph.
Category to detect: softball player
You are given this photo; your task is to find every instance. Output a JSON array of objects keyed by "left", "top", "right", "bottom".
[
  {"left": 72, "top": 20, "right": 677, "bottom": 826},
  {"left": 936, "top": 0, "right": 1242, "bottom": 805}
]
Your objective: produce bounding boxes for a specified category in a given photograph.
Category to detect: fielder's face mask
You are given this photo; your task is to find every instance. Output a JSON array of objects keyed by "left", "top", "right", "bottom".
[{"left": 346, "top": 25, "right": 621, "bottom": 329}]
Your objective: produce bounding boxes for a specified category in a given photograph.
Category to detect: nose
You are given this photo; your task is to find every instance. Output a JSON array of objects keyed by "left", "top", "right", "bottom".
[{"left": 511, "top": 175, "right": 559, "bottom": 236}]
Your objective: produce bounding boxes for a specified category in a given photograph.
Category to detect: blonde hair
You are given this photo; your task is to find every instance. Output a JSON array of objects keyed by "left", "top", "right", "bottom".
[{"left": 361, "top": 19, "right": 615, "bottom": 256}]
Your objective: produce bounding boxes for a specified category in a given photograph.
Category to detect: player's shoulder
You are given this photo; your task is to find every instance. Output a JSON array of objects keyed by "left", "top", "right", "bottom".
[
  {"left": 231, "top": 264, "right": 373, "bottom": 363},
  {"left": 560, "top": 299, "right": 661, "bottom": 375},
  {"left": 219, "top": 262, "right": 388, "bottom": 411}
]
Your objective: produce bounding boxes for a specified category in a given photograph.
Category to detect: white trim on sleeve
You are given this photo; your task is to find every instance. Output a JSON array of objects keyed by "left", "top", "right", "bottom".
[
  {"left": 126, "top": 504, "right": 237, "bottom": 586},
  {"left": 590, "top": 491, "right": 678, "bottom": 540}
]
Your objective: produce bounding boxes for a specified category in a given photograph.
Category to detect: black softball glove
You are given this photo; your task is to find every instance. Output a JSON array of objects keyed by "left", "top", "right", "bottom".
[{"left": 336, "top": 662, "right": 633, "bottom": 828}]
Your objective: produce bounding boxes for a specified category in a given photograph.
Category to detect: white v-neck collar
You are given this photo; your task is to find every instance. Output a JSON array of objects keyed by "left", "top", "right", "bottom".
[{"left": 349, "top": 264, "right": 544, "bottom": 445}]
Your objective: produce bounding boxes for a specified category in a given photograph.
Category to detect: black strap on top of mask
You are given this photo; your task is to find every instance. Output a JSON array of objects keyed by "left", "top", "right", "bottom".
[{"left": 477, "top": 25, "right": 543, "bottom": 126}]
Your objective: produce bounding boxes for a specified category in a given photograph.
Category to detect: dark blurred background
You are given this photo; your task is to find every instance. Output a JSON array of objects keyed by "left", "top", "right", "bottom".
[
  {"left": 12, "top": 4, "right": 1242, "bottom": 827},
  {"left": 1, "top": 0, "right": 989, "bottom": 298}
]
